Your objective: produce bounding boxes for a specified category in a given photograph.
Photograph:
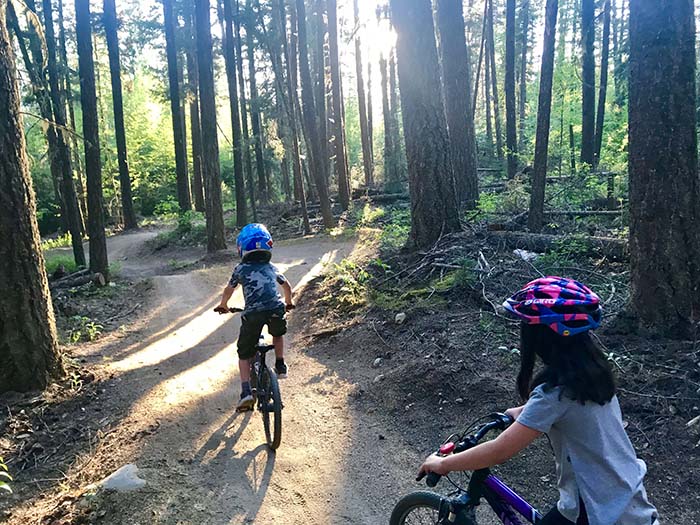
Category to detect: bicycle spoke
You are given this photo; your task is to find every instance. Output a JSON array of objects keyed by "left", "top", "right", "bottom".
[{"left": 404, "top": 506, "right": 439, "bottom": 525}]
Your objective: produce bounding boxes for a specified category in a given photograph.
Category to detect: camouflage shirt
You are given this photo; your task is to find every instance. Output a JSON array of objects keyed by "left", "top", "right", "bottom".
[{"left": 229, "top": 262, "right": 287, "bottom": 314}]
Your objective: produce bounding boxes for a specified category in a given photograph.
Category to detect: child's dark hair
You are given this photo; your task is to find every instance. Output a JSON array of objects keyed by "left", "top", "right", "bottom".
[
  {"left": 517, "top": 323, "right": 615, "bottom": 404},
  {"left": 242, "top": 251, "right": 272, "bottom": 264}
]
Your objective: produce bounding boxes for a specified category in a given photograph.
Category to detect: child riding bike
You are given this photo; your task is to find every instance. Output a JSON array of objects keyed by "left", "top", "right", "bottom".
[
  {"left": 418, "top": 277, "right": 659, "bottom": 525},
  {"left": 214, "top": 224, "right": 294, "bottom": 412}
]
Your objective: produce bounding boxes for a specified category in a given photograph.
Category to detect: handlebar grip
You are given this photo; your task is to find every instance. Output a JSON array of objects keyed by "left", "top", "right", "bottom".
[
  {"left": 416, "top": 471, "right": 427, "bottom": 482},
  {"left": 426, "top": 472, "right": 441, "bottom": 487}
]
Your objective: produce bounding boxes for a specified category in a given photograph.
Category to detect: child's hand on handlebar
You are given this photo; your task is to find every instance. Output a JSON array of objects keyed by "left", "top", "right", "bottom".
[
  {"left": 214, "top": 305, "right": 229, "bottom": 314},
  {"left": 505, "top": 406, "right": 525, "bottom": 421},
  {"left": 418, "top": 453, "right": 449, "bottom": 479},
  {"left": 285, "top": 303, "right": 296, "bottom": 312}
]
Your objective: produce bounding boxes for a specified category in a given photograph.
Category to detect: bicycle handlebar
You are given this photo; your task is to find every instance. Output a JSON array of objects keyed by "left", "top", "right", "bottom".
[
  {"left": 417, "top": 412, "right": 514, "bottom": 486},
  {"left": 214, "top": 304, "right": 296, "bottom": 314}
]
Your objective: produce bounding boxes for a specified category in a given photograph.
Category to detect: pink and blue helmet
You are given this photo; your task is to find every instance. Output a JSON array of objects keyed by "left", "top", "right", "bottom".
[{"left": 503, "top": 276, "right": 602, "bottom": 336}]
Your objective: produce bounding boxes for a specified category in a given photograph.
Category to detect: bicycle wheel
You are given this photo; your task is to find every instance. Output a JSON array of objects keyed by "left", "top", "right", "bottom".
[
  {"left": 259, "top": 366, "right": 282, "bottom": 450},
  {"left": 389, "top": 491, "right": 477, "bottom": 525}
]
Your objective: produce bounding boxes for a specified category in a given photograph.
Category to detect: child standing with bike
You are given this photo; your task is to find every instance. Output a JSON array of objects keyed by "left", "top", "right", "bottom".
[
  {"left": 215, "top": 224, "right": 294, "bottom": 412},
  {"left": 418, "top": 277, "right": 659, "bottom": 525}
]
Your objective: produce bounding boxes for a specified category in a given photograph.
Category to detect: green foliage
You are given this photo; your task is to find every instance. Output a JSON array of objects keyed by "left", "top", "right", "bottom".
[
  {"left": 536, "top": 235, "right": 592, "bottom": 268},
  {"left": 0, "top": 457, "right": 11, "bottom": 494},
  {"left": 379, "top": 207, "right": 411, "bottom": 251},
  {"left": 67, "top": 316, "right": 103, "bottom": 343},
  {"left": 44, "top": 254, "right": 79, "bottom": 276},
  {"left": 41, "top": 233, "right": 74, "bottom": 251},
  {"left": 326, "top": 259, "right": 371, "bottom": 308},
  {"left": 153, "top": 198, "right": 180, "bottom": 218},
  {"left": 150, "top": 211, "right": 207, "bottom": 250}
]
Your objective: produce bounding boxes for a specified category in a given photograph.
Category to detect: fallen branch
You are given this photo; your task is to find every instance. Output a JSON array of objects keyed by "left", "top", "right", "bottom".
[
  {"left": 50, "top": 272, "right": 106, "bottom": 290},
  {"left": 486, "top": 231, "right": 628, "bottom": 261}
]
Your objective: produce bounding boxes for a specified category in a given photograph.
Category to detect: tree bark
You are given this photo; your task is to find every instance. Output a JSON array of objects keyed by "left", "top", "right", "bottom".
[
  {"left": 295, "top": 0, "right": 334, "bottom": 228},
  {"left": 517, "top": 0, "right": 529, "bottom": 153},
  {"left": 40, "top": 0, "right": 86, "bottom": 265},
  {"left": 504, "top": 0, "right": 518, "bottom": 179},
  {"left": 245, "top": 1, "right": 269, "bottom": 205},
  {"left": 0, "top": 2, "right": 63, "bottom": 393},
  {"left": 103, "top": 0, "right": 138, "bottom": 229},
  {"left": 390, "top": 0, "right": 460, "bottom": 249},
  {"left": 379, "top": 54, "right": 399, "bottom": 194},
  {"left": 436, "top": 0, "right": 479, "bottom": 207},
  {"left": 484, "top": 41, "right": 494, "bottom": 157},
  {"left": 234, "top": 0, "right": 257, "bottom": 215},
  {"left": 486, "top": 0, "right": 503, "bottom": 160},
  {"left": 279, "top": 0, "right": 310, "bottom": 232},
  {"left": 327, "top": 0, "right": 350, "bottom": 209},
  {"left": 164, "top": 0, "right": 192, "bottom": 212},
  {"left": 218, "top": 0, "right": 248, "bottom": 225},
  {"left": 593, "top": 0, "right": 610, "bottom": 168},
  {"left": 353, "top": 0, "right": 373, "bottom": 187},
  {"left": 313, "top": 0, "right": 329, "bottom": 188},
  {"left": 75, "top": 0, "right": 109, "bottom": 278},
  {"left": 628, "top": 0, "right": 700, "bottom": 336},
  {"left": 580, "top": 0, "right": 595, "bottom": 166},
  {"left": 367, "top": 61, "right": 374, "bottom": 167},
  {"left": 388, "top": 50, "right": 404, "bottom": 179},
  {"left": 527, "top": 0, "right": 558, "bottom": 233},
  {"left": 58, "top": 0, "right": 88, "bottom": 233},
  {"left": 184, "top": 5, "right": 206, "bottom": 212},
  {"left": 195, "top": 0, "right": 226, "bottom": 251}
]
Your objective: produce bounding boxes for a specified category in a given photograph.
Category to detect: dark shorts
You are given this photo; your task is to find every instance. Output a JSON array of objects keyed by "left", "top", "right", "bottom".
[{"left": 237, "top": 307, "right": 287, "bottom": 359}]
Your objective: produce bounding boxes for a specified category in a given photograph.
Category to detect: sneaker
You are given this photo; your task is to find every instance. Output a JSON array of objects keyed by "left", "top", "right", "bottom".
[
  {"left": 275, "top": 361, "right": 288, "bottom": 378},
  {"left": 236, "top": 394, "right": 255, "bottom": 412}
]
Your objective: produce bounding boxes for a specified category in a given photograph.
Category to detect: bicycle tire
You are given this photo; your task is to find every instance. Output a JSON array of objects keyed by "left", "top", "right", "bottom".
[
  {"left": 259, "top": 367, "right": 282, "bottom": 450},
  {"left": 389, "top": 491, "right": 477, "bottom": 525}
]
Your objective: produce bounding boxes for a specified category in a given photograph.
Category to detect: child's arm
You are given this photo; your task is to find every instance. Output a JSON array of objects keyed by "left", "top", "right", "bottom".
[
  {"left": 280, "top": 280, "right": 293, "bottom": 308},
  {"left": 418, "top": 422, "right": 541, "bottom": 476},
  {"left": 215, "top": 284, "right": 237, "bottom": 312}
]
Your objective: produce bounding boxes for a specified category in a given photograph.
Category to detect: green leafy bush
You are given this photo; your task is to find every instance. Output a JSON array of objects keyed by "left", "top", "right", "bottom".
[
  {"left": 44, "top": 254, "right": 79, "bottom": 276},
  {"left": 0, "top": 457, "right": 11, "bottom": 494},
  {"left": 67, "top": 316, "right": 104, "bottom": 343}
]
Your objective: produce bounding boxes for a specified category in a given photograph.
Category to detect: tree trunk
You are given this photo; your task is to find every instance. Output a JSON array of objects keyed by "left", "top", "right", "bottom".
[
  {"left": 436, "top": 0, "right": 479, "bottom": 207},
  {"left": 327, "top": 0, "right": 350, "bottom": 209},
  {"left": 367, "top": 62, "right": 374, "bottom": 166},
  {"left": 58, "top": 0, "right": 88, "bottom": 234},
  {"left": 245, "top": 0, "right": 269, "bottom": 205},
  {"left": 471, "top": 0, "right": 489, "bottom": 120},
  {"left": 486, "top": 0, "right": 503, "bottom": 160},
  {"left": 390, "top": 0, "right": 460, "bottom": 249},
  {"left": 353, "top": 0, "right": 373, "bottom": 187},
  {"left": 218, "top": 0, "right": 248, "bottom": 225},
  {"left": 184, "top": 5, "right": 205, "bottom": 212},
  {"left": 279, "top": 0, "right": 310, "bottom": 232},
  {"left": 40, "top": 0, "right": 86, "bottom": 266},
  {"left": 103, "top": 0, "right": 138, "bottom": 229},
  {"left": 195, "top": 0, "right": 226, "bottom": 251},
  {"left": 9, "top": 1, "right": 69, "bottom": 235},
  {"left": 580, "top": 0, "right": 595, "bottom": 166},
  {"left": 295, "top": 0, "right": 334, "bottom": 228},
  {"left": 0, "top": 3, "right": 63, "bottom": 393},
  {"left": 313, "top": 0, "right": 329, "bottom": 188},
  {"left": 628, "top": 0, "right": 700, "bottom": 336},
  {"left": 75, "top": 0, "right": 109, "bottom": 278},
  {"left": 380, "top": 54, "right": 399, "bottom": 194},
  {"left": 569, "top": 123, "right": 576, "bottom": 173},
  {"left": 163, "top": 0, "right": 192, "bottom": 212},
  {"left": 527, "top": 0, "right": 558, "bottom": 233},
  {"left": 517, "top": 0, "right": 529, "bottom": 153},
  {"left": 504, "top": 0, "right": 517, "bottom": 179},
  {"left": 593, "top": 0, "right": 610, "bottom": 168},
  {"left": 388, "top": 50, "right": 404, "bottom": 179},
  {"left": 484, "top": 43, "right": 494, "bottom": 157},
  {"left": 234, "top": 0, "right": 257, "bottom": 215}
]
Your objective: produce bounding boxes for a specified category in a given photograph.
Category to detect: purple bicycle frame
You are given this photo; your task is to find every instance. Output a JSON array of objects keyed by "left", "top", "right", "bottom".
[{"left": 482, "top": 474, "right": 543, "bottom": 524}]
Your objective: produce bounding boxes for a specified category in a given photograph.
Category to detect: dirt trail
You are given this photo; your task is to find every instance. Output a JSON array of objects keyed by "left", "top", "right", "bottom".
[{"left": 62, "top": 235, "right": 421, "bottom": 524}]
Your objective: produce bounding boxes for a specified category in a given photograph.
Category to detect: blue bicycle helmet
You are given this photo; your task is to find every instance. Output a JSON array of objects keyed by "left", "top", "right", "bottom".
[{"left": 237, "top": 223, "right": 273, "bottom": 261}]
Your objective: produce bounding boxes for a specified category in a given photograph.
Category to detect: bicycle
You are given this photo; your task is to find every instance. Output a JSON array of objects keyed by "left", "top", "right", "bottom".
[
  {"left": 216, "top": 306, "right": 284, "bottom": 451},
  {"left": 391, "top": 412, "right": 545, "bottom": 525}
]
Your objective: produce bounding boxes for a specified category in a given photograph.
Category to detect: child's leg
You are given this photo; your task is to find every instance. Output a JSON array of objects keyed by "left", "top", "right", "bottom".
[
  {"left": 239, "top": 357, "right": 251, "bottom": 383},
  {"left": 273, "top": 335, "right": 284, "bottom": 360}
]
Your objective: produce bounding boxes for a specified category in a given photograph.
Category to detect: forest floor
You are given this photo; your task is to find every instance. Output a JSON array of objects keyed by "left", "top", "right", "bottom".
[{"left": 2, "top": 209, "right": 700, "bottom": 524}]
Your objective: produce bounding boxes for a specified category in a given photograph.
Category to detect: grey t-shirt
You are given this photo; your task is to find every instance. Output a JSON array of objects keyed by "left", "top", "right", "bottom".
[
  {"left": 229, "top": 262, "right": 286, "bottom": 314},
  {"left": 518, "top": 384, "right": 658, "bottom": 525}
]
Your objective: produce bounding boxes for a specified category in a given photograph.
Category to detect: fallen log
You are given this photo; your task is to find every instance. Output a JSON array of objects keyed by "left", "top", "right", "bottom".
[
  {"left": 50, "top": 272, "right": 106, "bottom": 290},
  {"left": 486, "top": 231, "right": 628, "bottom": 261},
  {"left": 366, "top": 193, "right": 410, "bottom": 204}
]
